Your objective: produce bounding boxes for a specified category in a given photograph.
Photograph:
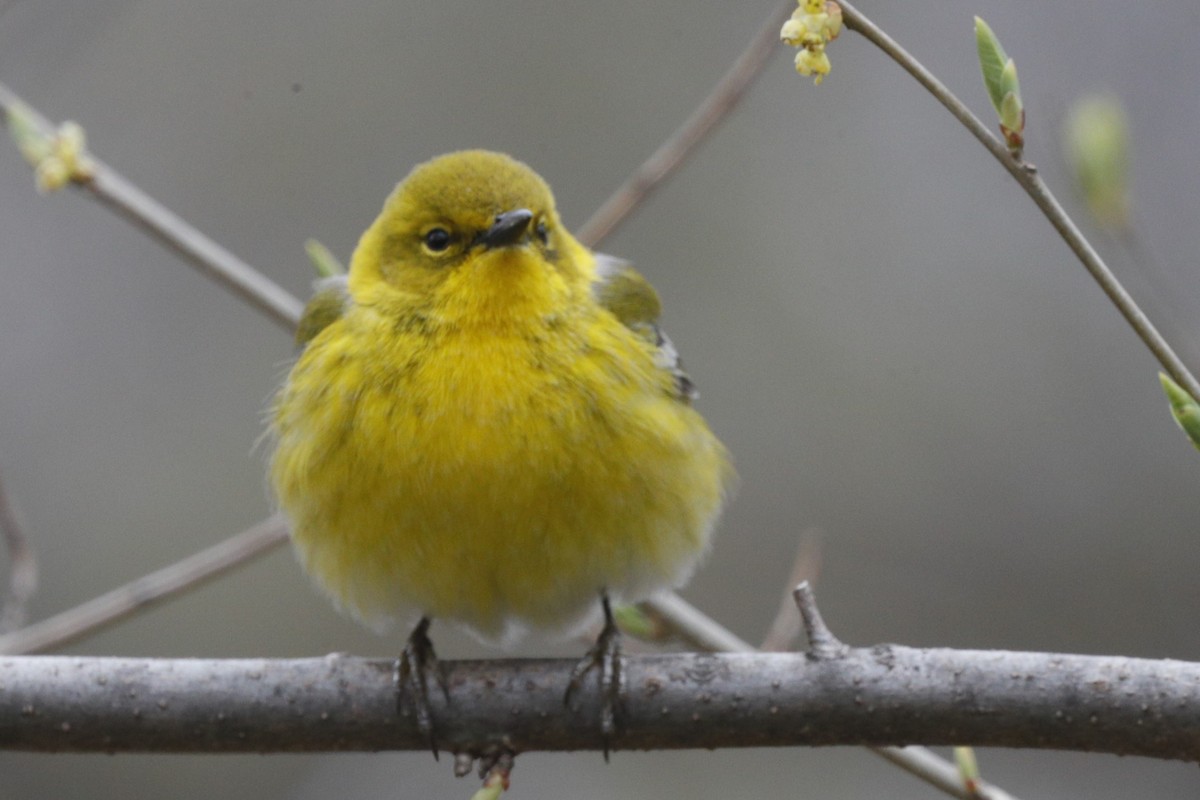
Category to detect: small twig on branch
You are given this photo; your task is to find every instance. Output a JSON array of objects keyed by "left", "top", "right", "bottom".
[
  {"left": 792, "top": 580, "right": 848, "bottom": 660},
  {"left": 3, "top": 645, "right": 1199, "bottom": 761},
  {"left": 760, "top": 529, "right": 822, "bottom": 651},
  {"left": 469, "top": 750, "right": 515, "bottom": 800},
  {"left": 837, "top": 2, "right": 1200, "bottom": 404},
  {"left": 647, "top": 591, "right": 1021, "bottom": 800},
  {"left": 0, "top": 470, "right": 37, "bottom": 633},
  {"left": 0, "top": 514, "right": 288, "bottom": 655},
  {"left": 875, "top": 746, "right": 1018, "bottom": 800},
  {"left": 575, "top": 0, "right": 794, "bottom": 248}
]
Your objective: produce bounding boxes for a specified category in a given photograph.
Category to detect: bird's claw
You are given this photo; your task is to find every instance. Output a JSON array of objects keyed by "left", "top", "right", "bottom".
[
  {"left": 565, "top": 596, "right": 623, "bottom": 759},
  {"left": 395, "top": 617, "right": 450, "bottom": 758}
]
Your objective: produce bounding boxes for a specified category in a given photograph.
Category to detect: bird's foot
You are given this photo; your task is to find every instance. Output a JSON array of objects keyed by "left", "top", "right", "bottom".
[
  {"left": 565, "top": 596, "right": 623, "bottom": 759},
  {"left": 395, "top": 616, "right": 450, "bottom": 758}
]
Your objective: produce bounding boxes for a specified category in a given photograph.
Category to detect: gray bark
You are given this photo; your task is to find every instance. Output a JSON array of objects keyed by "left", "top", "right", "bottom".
[{"left": 2, "top": 646, "right": 1198, "bottom": 760}]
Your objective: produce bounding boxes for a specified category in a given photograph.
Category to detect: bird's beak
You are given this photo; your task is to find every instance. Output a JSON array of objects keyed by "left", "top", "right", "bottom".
[{"left": 480, "top": 208, "right": 534, "bottom": 249}]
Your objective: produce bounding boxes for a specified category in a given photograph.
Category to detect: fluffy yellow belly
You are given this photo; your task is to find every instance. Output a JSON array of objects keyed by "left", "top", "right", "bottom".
[{"left": 271, "top": 315, "right": 730, "bottom": 643}]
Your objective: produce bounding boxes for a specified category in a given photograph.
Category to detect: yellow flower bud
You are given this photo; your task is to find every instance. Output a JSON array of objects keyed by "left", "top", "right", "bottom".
[
  {"left": 52, "top": 121, "right": 95, "bottom": 183},
  {"left": 34, "top": 159, "right": 69, "bottom": 193},
  {"left": 781, "top": 1, "right": 841, "bottom": 85},
  {"left": 780, "top": 18, "right": 807, "bottom": 46},
  {"left": 801, "top": 14, "right": 830, "bottom": 47},
  {"left": 795, "top": 46, "right": 831, "bottom": 84}
]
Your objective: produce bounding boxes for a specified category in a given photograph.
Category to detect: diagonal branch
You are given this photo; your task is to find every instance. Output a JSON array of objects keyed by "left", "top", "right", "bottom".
[
  {"left": 0, "top": 515, "right": 287, "bottom": 655},
  {"left": 0, "top": 82, "right": 303, "bottom": 332},
  {"left": 837, "top": 1, "right": 1200, "bottom": 404},
  {"left": 575, "top": 1, "right": 794, "bottom": 248}
]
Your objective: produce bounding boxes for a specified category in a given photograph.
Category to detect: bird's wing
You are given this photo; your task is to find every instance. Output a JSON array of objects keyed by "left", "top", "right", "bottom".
[
  {"left": 591, "top": 253, "right": 698, "bottom": 402},
  {"left": 295, "top": 274, "right": 352, "bottom": 346}
]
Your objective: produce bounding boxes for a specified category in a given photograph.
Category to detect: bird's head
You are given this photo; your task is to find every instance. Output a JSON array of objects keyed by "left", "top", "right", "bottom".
[{"left": 347, "top": 150, "right": 590, "bottom": 323}]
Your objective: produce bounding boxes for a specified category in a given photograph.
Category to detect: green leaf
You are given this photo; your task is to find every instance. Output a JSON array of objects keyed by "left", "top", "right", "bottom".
[
  {"left": 1063, "top": 93, "right": 1131, "bottom": 231},
  {"left": 1159, "top": 372, "right": 1200, "bottom": 452},
  {"left": 999, "top": 90, "right": 1023, "bottom": 135},
  {"left": 469, "top": 780, "right": 505, "bottom": 800},
  {"left": 999, "top": 58, "right": 1022, "bottom": 111},
  {"left": 613, "top": 604, "right": 659, "bottom": 640},
  {"left": 304, "top": 238, "right": 346, "bottom": 278},
  {"left": 5, "top": 101, "right": 52, "bottom": 166},
  {"left": 974, "top": 17, "right": 1010, "bottom": 115},
  {"left": 954, "top": 746, "right": 981, "bottom": 791}
]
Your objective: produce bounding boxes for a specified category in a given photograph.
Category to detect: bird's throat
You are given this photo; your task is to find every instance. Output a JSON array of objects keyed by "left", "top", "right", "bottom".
[{"left": 438, "top": 249, "right": 573, "bottom": 329}]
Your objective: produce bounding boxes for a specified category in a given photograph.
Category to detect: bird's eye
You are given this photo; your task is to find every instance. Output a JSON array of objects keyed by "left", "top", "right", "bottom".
[
  {"left": 535, "top": 221, "right": 549, "bottom": 245},
  {"left": 423, "top": 228, "right": 452, "bottom": 253}
]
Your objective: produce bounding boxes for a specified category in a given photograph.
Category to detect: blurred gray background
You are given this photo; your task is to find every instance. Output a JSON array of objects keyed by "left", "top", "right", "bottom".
[{"left": 2, "top": 0, "right": 1200, "bottom": 797}]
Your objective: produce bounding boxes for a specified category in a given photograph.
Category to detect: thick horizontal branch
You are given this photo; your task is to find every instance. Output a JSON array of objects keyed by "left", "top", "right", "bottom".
[{"left": 4, "top": 648, "right": 1199, "bottom": 760}]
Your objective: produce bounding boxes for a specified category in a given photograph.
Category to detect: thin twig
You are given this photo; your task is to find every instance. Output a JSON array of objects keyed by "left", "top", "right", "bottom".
[
  {"left": 792, "top": 581, "right": 847, "bottom": 659},
  {"left": 837, "top": 1, "right": 1200, "bottom": 404},
  {"left": 0, "top": 514, "right": 288, "bottom": 655},
  {"left": 575, "top": 0, "right": 794, "bottom": 248},
  {"left": 0, "top": 81, "right": 304, "bottom": 333},
  {"left": 642, "top": 592, "right": 756, "bottom": 652},
  {"left": 0, "top": 470, "right": 37, "bottom": 633},
  {"left": 874, "top": 746, "right": 1018, "bottom": 800}
]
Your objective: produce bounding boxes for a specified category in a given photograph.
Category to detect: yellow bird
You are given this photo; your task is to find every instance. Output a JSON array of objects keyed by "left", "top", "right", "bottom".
[{"left": 270, "top": 150, "right": 732, "bottom": 744}]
